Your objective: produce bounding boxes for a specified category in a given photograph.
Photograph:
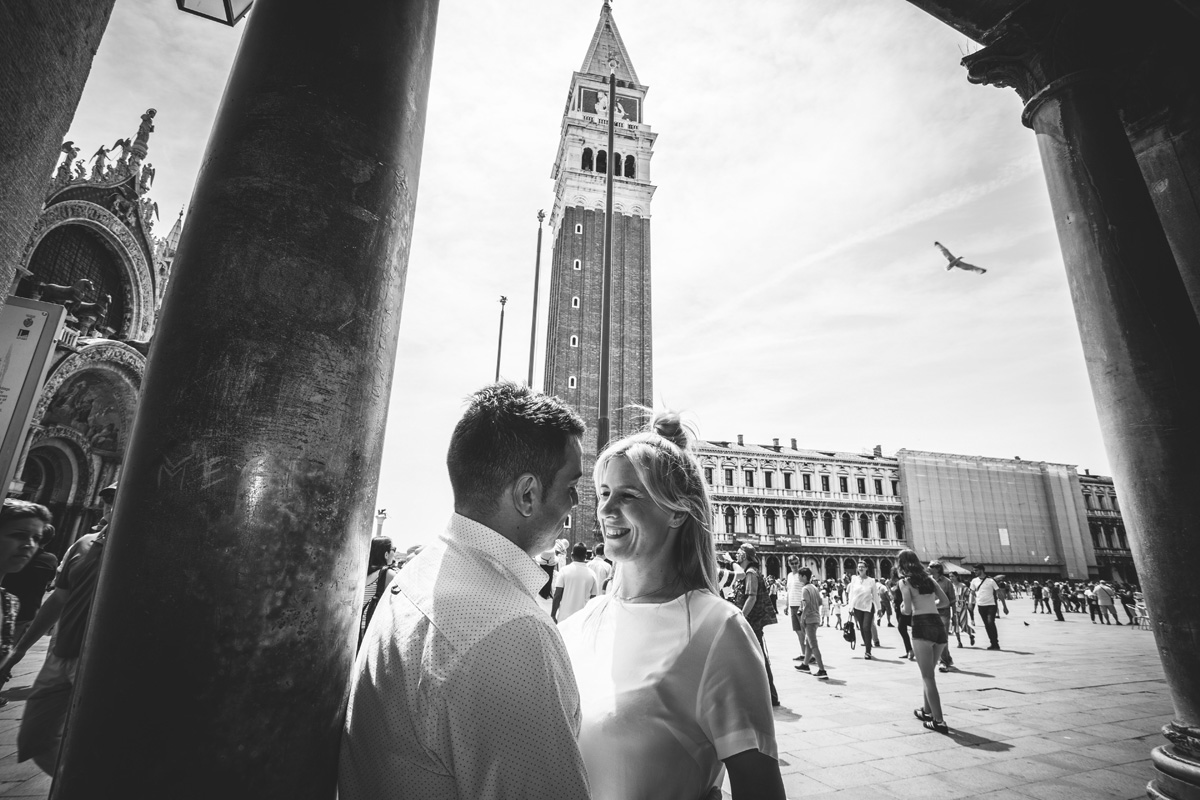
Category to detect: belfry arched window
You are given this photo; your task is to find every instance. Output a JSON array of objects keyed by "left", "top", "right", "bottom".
[
  {"left": 784, "top": 509, "right": 796, "bottom": 537},
  {"left": 841, "top": 512, "right": 852, "bottom": 537},
  {"left": 877, "top": 514, "right": 888, "bottom": 539},
  {"left": 745, "top": 509, "right": 757, "bottom": 536},
  {"left": 596, "top": 150, "right": 607, "bottom": 174},
  {"left": 765, "top": 509, "right": 776, "bottom": 537},
  {"left": 624, "top": 155, "right": 636, "bottom": 178},
  {"left": 613, "top": 153, "right": 622, "bottom": 175},
  {"left": 859, "top": 513, "right": 870, "bottom": 538},
  {"left": 581, "top": 148, "right": 594, "bottom": 171},
  {"left": 822, "top": 512, "right": 833, "bottom": 537},
  {"left": 724, "top": 507, "right": 736, "bottom": 534},
  {"left": 803, "top": 510, "right": 814, "bottom": 537},
  {"left": 896, "top": 516, "right": 905, "bottom": 540}
]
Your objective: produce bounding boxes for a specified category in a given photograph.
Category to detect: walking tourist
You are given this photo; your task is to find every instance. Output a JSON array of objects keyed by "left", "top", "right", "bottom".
[
  {"left": 4, "top": 483, "right": 117, "bottom": 773},
  {"left": 1094, "top": 580, "right": 1122, "bottom": 625},
  {"left": 0, "top": 501, "right": 53, "bottom": 708},
  {"left": 877, "top": 578, "right": 895, "bottom": 627},
  {"left": 1032, "top": 581, "right": 1047, "bottom": 613},
  {"left": 952, "top": 572, "right": 976, "bottom": 646},
  {"left": 734, "top": 543, "right": 781, "bottom": 707},
  {"left": 930, "top": 562, "right": 956, "bottom": 672},
  {"left": 828, "top": 587, "right": 843, "bottom": 628},
  {"left": 587, "top": 542, "right": 613, "bottom": 592},
  {"left": 848, "top": 561, "right": 878, "bottom": 659},
  {"left": 786, "top": 557, "right": 805, "bottom": 658},
  {"left": 1117, "top": 583, "right": 1137, "bottom": 625},
  {"left": 558, "top": 411, "right": 785, "bottom": 800},
  {"left": 340, "top": 382, "right": 590, "bottom": 799},
  {"left": 794, "top": 567, "right": 828, "bottom": 678},
  {"left": 1050, "top": 580, "right": 1066, "bottom": 621},
  {"left": 971, "top": 564, "right": 1006, "bottom": 650},
  {"left": 551, "top": 542, "right": 599, "bottom": 623},
  {"left": 891, "top": 577, "right": 914, "bottom": 660},
  {"left": 1, "top": 521, "right": 58, "bottom": 648},
  {"left": 898, "top": 549, "right": 951, "bottom": 733}
]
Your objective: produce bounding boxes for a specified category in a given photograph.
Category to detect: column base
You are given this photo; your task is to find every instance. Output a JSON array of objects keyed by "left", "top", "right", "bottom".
[{"left": 1149, "top": 725, "right": 1200, "bottom": 800}]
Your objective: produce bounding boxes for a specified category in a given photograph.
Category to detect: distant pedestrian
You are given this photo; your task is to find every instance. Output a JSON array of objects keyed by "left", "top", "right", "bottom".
[
  {"left": 1094, "top": 580, "right": 1121, "bottom": 625},
  {"left": 951, "top": 573, "right": 976, "bottom": 646},
  {"left": 970, "top": 564, "right": 1006, "bottom": 650},
  {"left": 898, "top": 549, "right": 951, "bottom": 733},
  {"left": 785, "top": 557, "right": 805, "bottom": 659},
  {"left": 359, "top": 536, "right": 397, "bottom": 646},
  {"left": 794, "top": 567, "right": 827, "bottom": 679},
  {"left": 1032, "top": 581, "right": 1047, "bottom": 613},
  {"left": 891, "top": 577, "right": 914, "bottom": 660},
  {"left": 929, "top": 562, "right": 955, "bottom": 672},
  {"left": 551, "top": 543, "right": 598, "bottom": 623},
  {"left": 848, "top": 561, "right": 878, "bottom": 660},
  {"left": 1117, "top": 584, "right": 1137, "bottom": 625},
  {"left": 587, "top": 542, "right": 613, "bottom": 593},
  {"left": 828, "top": 590, "right": 843, "bottom": 629},
  {"left": 1050, "top": 581, "right": 1066, "bottom": 621}
]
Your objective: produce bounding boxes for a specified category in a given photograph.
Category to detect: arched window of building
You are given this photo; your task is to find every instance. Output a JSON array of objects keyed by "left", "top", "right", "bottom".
[
  {"left": 1084, "top": 493, "right": 1093, "bottom": 509},
  {"left": 803, "top": 510, "right": 814, "bottom": 537},
  {"left": 896, "top": 516, "right": 905, "bottom": 540},
  {"left": 613, "top": 153, "right": 622, "bottom": 175},
  {"left": 822, "top": 512, "right": 833, "bottom": 537},
  {"left": 880, "top": 558, "right": 892, "bottom": 579},
  {"left": 568, "top": 376, "right": 577, "bottom": 389},
  {"left": 841, "top": 512, "right": 852, "bottom": 537},
  {"left": 624, "top": 155, "right": 636, "bottom": 178},
  {"left": 1090, "top": 524, "right": 1103, "bottom": 549},
  {"left": 1098, "top": 494, "right": 1108, "bottom": 510},
  {"left": 877, "top": 514, "right": 888, "bottom": 539},
  {"left": 571, "top": 296, "right": 580, "bottom": 308},
  {"left": 596, "top": 150, "right": 607, "bottom": 174},
  {"left": 569, "top": 335, "right": 578, "bottom": 348},
  {"left": 859, "top": 513, "right": 870, "bottom": 538},
  {"left": 1111, "top": 493, "right": 1120, "bottom": 512},
  {"left": 784, "top": 509, "right": 796, "bottom": 537},
  {"left": 765, "top": 509, "right": 776, "bottom": 537},
  {"left": 745, "top": 509, "right": 757, "bottom": 536},
  {"left": 724, "top": 507, "right": 736, "bottom": 534},
  {"left": 581, "top": 148, "right": 594, "bottom": 171},
  {"left": 843, "top": 557, "right": 857, "bottom": 576},
  {"left": 1117, "top": 526, "right": 1128, "bottom": 548}
]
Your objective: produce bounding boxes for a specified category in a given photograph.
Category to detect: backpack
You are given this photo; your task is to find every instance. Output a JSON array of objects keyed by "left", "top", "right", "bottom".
[
  {"left": 733, "top": 569, "right": 777, "bottom": 629},
  {"left": 842, "top": 619, "right": 857, "bottom": 647}
]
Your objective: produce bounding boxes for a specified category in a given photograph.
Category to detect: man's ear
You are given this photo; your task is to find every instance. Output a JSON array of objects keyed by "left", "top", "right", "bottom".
[{"left": 510, "top": 473, "right": 541, "bottom": 518}]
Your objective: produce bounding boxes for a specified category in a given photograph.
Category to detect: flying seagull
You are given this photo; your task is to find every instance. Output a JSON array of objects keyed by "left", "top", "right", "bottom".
[{"left": 935, "top": 241, "right": 987, "bottom": 274}]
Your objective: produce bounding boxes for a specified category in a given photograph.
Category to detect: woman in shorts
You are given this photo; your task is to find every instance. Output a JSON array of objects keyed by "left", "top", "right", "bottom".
[{"left": 898, "top": 548, "right": 951, "bottom": 732}]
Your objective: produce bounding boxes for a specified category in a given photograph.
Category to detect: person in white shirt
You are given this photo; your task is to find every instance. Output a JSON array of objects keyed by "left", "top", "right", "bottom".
[
  {"left": 340, "top": 382, "right": 590, "bottom": 800},
  {"left": 586, "top": 542, "right": 613, "bottom": 593},
  {"left": 553, "top": 543, "right": 599, "bottom": 622},
  {"left": 559, "top": 411, "right": 784, "bottom": 800},
  {"left": 970, "top": 564, "right": 1007, "bottom": 651},
  {"left": 785, "top": 557, "right": 806, "bottom": 657},
  {"left": 848, "top": 561, "right": 878, "bottom": 659}
]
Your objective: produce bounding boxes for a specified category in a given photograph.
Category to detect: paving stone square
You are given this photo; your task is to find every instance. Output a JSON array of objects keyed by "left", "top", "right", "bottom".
[{"left": 0, "top": 602, "right": 1168, "bottom": 798}]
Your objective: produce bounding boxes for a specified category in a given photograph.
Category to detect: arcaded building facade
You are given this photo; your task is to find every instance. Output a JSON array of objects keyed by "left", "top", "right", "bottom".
[{"left": 701, "top": 437, "right": 1131, "bottom": 584}]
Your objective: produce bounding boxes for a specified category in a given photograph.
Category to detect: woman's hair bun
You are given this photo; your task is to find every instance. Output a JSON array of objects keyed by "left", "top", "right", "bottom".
[{"left": 651, "top": 410, "right": 692, "bottom": 450}]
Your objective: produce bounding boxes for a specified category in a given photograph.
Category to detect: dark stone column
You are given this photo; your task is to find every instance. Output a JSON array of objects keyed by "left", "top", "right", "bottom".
[
  {"left": 0, "top": 0, "right": 116, "bottom": 303},
  {"left": 965, "top": 7, "right": 1200, "bottom": 798},
  {"left": 51, "top": 0, "right": 439, "bottom": 797}
]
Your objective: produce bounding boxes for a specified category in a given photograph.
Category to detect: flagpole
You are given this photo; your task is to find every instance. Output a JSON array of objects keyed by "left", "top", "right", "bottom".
[
  {"left": 597, "top": 65, "right": 617, "bottom": 453},
  {"left": 495, "top": 295, "right": 507, "bottom": 382},
  {"left": 527, "top": 210, "right": 545, "bottom": 387}
]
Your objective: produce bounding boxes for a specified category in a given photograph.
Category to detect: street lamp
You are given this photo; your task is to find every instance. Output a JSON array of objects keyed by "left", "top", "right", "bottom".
[{"left": 176, "top": 0, "right": 253, "bottom": 26}]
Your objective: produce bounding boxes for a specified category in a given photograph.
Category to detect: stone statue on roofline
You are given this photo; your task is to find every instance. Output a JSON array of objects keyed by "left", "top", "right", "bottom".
[
  {"left": 90, "top": 145, "right": 110, "bottom": 180},
  {"left": 139, "top": 163, "right": 156, "bottom": 194},
  {"left": 110, "top": 138, "right": 133, "bottom": 176},
  {"left": 56, "top": 141, "right": 80, "bottom": 183},
  {"left": 129, "top": 108, "right": 156, "bottom": 173}
]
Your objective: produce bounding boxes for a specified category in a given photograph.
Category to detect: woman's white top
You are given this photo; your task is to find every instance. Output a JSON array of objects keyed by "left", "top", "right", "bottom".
[{"left": 558, "top": 590, "right": 777, "bottom": 800}]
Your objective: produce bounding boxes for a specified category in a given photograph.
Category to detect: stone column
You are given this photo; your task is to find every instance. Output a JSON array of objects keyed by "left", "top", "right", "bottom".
[
  {"left": 965, "top": 7, "right": 1200, "bottom": 797},
  {"left": 0, "top": 0, "right": 116, "bottom": 307},
  {"left": 51, "top": 0, "right": 439, "bottom": 797}
]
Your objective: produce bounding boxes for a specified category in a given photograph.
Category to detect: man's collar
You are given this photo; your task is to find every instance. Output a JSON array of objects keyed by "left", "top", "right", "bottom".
[{"left": 443, "top": 513, "right": 547, "bottom": 597}]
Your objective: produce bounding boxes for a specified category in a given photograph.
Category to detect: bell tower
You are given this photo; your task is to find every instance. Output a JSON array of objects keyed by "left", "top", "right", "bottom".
[{"left": 544, "top": 2, "right": 656, "bottom": 539}]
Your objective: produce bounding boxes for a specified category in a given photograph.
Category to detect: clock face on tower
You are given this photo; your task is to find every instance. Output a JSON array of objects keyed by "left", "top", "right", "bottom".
[{"left": 579, "top": 88, "right": 640, "bottom": 123}]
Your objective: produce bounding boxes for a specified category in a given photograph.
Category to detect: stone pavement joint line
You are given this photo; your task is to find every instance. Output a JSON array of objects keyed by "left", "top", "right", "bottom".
[{"left": 0, "top": 605, "right": 1168, "bottom": 798}]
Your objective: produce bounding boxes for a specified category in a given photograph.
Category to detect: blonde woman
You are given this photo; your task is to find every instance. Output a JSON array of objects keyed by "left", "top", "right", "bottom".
[{"left": 558, "top": 413, "right": 784, "bottom": 800}]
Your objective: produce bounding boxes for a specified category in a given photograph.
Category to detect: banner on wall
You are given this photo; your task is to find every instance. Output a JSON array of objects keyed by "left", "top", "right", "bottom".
[{"left": 0, "top": 297, "right": 66, "bottom": 493}]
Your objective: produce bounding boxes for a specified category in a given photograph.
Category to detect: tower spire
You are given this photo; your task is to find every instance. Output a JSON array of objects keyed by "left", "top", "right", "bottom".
[{"left": 580, "top": 2, "right": 639, "bottom": 84}]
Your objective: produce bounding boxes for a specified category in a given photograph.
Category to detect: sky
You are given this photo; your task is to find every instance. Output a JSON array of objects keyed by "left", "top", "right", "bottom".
[{"left": 64, "top": 0, "right": 1110, "bottom": 549}]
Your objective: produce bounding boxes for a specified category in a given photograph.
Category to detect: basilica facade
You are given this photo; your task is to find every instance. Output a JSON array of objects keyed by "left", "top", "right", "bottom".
[{"left": 6, "top": 110, "right": 179, "bottom": 552}]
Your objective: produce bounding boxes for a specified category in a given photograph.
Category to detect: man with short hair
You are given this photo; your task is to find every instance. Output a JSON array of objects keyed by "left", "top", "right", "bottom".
[
  {"left": 1094, "top": 580, "right": 1121, "bottom": 625},
  {"left": 586, "top": 542, "right": 612, "bottom": 593},
  {"left": 930, "top": 562, "right": 956, "bottom": 672},
  {"left": 2, "top": 483, "right": 117, "bottom": 773},
  {"left": 848, "top": 561, "right": 878, "bottom": 660},
  {"left": 552, "top": 543, "right": 598, "bottom": 622},
  {"left": 340, "top": 382, "right": 590, "bottom": 800},
  {"left": 794, "top": 567, "right": 827, "bottom": 679},
  {"left": 971, "top": 564, "right": 1006, "bottom": 650}
]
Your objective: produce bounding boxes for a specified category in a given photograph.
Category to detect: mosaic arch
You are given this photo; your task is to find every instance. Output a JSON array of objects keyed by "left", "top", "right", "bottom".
[{"left": 20, "top": 200, "right": 155, "bottom": 339}]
